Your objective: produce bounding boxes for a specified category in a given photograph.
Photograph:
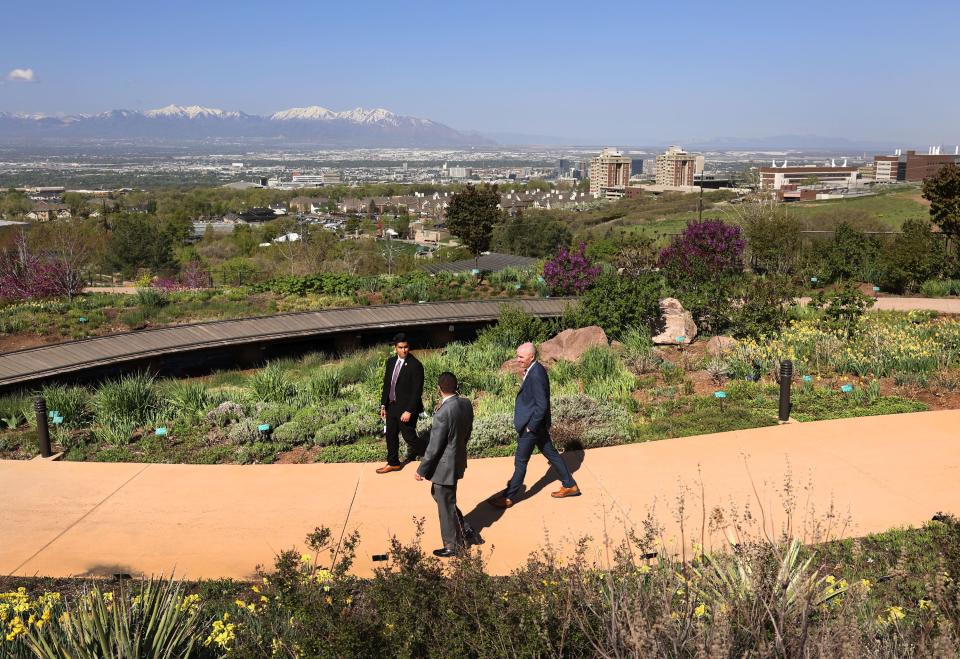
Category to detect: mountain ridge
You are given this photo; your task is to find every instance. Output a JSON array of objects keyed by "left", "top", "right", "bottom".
[{"left": 0, "top": 104, "right": 490, "bottom": 147}]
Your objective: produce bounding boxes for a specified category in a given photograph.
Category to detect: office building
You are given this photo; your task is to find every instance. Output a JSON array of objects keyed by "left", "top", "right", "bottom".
[
  {"left": 874, "top": 148, "right": 960, "bottom": 183},
  {"left": 589, "top": 148, "right": 632, "bottom": 195},
  {"left": 630, "top": 159, "right": 644, "bottom": 177},
  {"left": 655, "top": 146, "right": 698, "bottom": 187},
  {"left": 758, "top": 164, "right": 859, "bottom": 191}
]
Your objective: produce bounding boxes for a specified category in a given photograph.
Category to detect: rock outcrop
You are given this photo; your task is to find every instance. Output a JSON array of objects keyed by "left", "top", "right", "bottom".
[
  {"left": 539, "top": 326, "right": 609, "bottom": 363},
  {"left": 651, "top": 298, "right": 697, "bottom": 345}
]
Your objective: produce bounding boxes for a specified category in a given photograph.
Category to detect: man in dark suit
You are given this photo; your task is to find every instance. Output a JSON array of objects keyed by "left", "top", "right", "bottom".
[
  {"left": 416, "top": 371, "right": 476, "bottom": 557},
  {"left": 377, "top": 333, "right": 426, "bottom": 474},
  {"left": 489, "top": 342, "right": 580, "bottom": 508}
]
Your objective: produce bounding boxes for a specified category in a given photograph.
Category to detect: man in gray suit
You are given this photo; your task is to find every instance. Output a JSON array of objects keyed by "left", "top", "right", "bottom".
[{"left": 416, "top": 371, "right": 476, "bottom": 557}]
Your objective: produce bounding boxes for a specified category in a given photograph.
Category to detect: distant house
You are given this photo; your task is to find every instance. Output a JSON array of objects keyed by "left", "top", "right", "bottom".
[
  {"left": 289, "top": 196, "right": 327, "bottom": 213},
  {"left": 269, "top": 203, "right": 288, "bottom": 215},
  {"left": 26, "top": 201, "right": 71, "bottom": 222}
]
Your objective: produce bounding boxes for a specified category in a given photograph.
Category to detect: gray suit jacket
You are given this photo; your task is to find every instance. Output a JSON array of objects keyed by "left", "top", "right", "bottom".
[{"left": 417, "top": 395, "right": 472, "bottom": 486}]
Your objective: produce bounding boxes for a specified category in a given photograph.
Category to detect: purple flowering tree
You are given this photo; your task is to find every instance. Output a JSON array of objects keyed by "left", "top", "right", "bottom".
[
  {"left": 657, "top": 220, "right": 745, "bottom": 285},
  {"left": 543, "top": 242, "right": 601, "bottom": 295}
]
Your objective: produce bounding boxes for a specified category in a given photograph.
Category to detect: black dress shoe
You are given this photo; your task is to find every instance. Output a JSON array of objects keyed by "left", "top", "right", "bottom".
[{"left": 433, "top": 547, "right": 457, "bottom": 558}]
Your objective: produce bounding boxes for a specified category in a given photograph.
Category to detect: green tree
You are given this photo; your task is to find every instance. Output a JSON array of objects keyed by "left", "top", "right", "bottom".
[
  {"left": 922, "top": 163, "right": 960, "bottom": 245},
  {"left": 0, "top": 189, "right": 31, "bottom": 219},
  {"left": 740, "top": 204, "right": 803, "bottom": 275},
  {"left": 491, "top": 210, "right": 571, "bottom": 257},
  {"left": 445, "top": 184, "right": 502, "bottom": 266},
  {"left": 874, "top": 219, "right": 948, "bottom": 293},
  {"left": 62, "top": 192, "right": 89, "bottom": 219},
  {"left": 105, "top": 215, "right": 176, "bottom": 278}
]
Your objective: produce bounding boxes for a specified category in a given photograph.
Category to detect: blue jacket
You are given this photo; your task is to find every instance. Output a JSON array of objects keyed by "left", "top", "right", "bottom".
[{"left": 514, "top": 361, "right": 551, "bottom": 435}]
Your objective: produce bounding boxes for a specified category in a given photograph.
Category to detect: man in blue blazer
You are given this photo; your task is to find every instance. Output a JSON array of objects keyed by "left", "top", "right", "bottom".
[{"left": 489, "top": 342, "right": 580, "bottom": 508}]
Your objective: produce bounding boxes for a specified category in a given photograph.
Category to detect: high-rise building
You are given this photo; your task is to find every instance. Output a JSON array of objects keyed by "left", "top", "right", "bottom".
[
  {"left": 655, "top": 146, "right": 698, "bottom": 187},
  {"left": 589, "top": 148, "right": 631, "bottom": 195},
  {"left": 630, "top": 159, "right": 644, "bottom": 177}
]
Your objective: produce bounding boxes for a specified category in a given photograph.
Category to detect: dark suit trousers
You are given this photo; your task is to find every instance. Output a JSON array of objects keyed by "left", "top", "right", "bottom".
[
  {"left": 505, "top": 430, "right": 576, "bottom": 500},
  {"left": 385, "top": 404, "right": 424, "bottom": 466},
  {"left": 431, "top": 482, "right": 465, "bottom": 549}
]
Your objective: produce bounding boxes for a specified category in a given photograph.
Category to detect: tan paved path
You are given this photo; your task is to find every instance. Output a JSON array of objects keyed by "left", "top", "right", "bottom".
[{"left": 2, "top": 410, "right": 958, "bottom": 580}]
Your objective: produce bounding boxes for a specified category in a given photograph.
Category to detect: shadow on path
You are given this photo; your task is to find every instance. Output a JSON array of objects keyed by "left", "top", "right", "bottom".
[{"left": 463, "top": 450, "right": 585, "bottom": 542}]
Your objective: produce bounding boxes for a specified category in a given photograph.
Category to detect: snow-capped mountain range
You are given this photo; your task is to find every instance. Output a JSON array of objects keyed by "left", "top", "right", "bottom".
[{"left": 0, "top": 104, "right": 490, "bottom": 146}]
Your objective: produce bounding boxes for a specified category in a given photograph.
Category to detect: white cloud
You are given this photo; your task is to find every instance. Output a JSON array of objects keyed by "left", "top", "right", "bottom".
[{"left": 6, "top": 68, "right": 37, "bottom": 83}]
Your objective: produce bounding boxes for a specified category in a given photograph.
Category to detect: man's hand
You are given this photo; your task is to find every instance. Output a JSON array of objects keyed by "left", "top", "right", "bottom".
[
  {"left": 400, "top": 411, "right": 412, "bottom": 423},
  {"left": 414, "top": 473, "right": 424, "bottom": 481},
  {"left": 379, "top": 407, "right": 386, "bottom": 419}
]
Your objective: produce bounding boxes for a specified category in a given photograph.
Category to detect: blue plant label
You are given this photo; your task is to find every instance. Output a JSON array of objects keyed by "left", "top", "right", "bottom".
[
  {"left": 873, "top": 286, "right": 880, "bottom": 292},
  {"left": 258, "top": 423, "right": 271, "bottom": 432},
  {"left": 840, "top": 384, "right": 854, "bottom": 393},
  {"left": 52, "top": 415, "right": 64, "bottom": 425},
  {"left": 803, "top": 375, "right": 813, "bottom": 383},
  {"left": 154, "top": 427, "right": 168, "bottom": 436},
  {"left": 78, "top": 316, "right": 87, "bottom": 323},
  {"left": 471, "top": 268, "right": 480, "bottom": 275},
  {"left": 714, "top": 391, "right": 727, "bottom": 399},
  {"left": 675, "top": 336, "right": 686, "bottom": 343},
  {"left": 811, "top": 277, "right": 818, "bottom": 283},
  {"left": 49, "top": 410, "right": 58, "bottom": 418}
]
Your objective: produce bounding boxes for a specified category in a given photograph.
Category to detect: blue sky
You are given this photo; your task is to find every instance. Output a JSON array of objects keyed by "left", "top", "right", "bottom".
[{"left": 2, "top": 0, "right": 958, "bottom": 144}]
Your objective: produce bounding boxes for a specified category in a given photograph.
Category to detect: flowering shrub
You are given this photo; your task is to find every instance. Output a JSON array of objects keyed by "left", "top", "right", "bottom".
[
  {"left": 543, "top": 242, "right": 601, "bottom": 295},
  {"left": 658, "top": 219, "right": 745, "bottom": 284},
  {"left": 151, "top": 260, "right": 213, "bottom": 292},
  {"left": 0, "top": 235, "right": 84, "bottom": 303}
]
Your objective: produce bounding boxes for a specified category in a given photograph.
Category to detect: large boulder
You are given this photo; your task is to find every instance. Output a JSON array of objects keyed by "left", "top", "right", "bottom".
[
  {"left": 651, "top": 298, "right": 697, "bottom": 345},
  {"left": 499, "top": 357, "right": 526, "bottom": 377},
  {"left": 706, "top": 335, "right": 740, "bottom": 357},
  {"left": 539, "top": 326, "right": 609, "bottom": 364}
]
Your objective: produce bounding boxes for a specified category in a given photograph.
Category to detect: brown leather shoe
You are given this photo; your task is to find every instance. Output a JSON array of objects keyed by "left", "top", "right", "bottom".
[
  {"left": 375, "top": 464, "right": 403, "bottom": 474},
  {"left": 488, "top": 495, "right": 514, "bottom": 509},
  {"left": 551, "top": 484, "right": 581, "bottom": 498}
]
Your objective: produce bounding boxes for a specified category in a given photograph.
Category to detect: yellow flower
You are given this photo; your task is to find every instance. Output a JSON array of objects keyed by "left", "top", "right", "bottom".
[
  {"left": 919, "top": 599, "right": 932, "bottom": 610},
  {"left": 887, "top": 606, "right": 905, "bottom": 621},
  {"left": 694, "top": 603, "right": 707, "bottom": 618},
  {"left": 860, "top": 578, "right": 871, "bottom": 592}
]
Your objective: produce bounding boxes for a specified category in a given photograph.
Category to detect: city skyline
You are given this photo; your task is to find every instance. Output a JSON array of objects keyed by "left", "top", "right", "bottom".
[{"left": 2, "top": 0, "right": 959, "bottom": 145}]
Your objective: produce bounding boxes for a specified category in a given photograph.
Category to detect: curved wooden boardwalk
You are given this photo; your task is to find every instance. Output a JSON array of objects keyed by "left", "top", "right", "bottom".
[{"left": 0, "top": 298, "right": 574, "bottom": 389}]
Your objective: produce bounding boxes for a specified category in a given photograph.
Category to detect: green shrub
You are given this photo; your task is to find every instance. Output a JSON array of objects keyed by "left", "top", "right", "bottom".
[
  {"left": 729, "top": 275, "right": 797, "bottom": 339},
  {"left": 920, "top": 279, "right": 952, "bottom": 297},
  {"left": 476, "top": 304, "right": 552, "bottom": 350},
  {"left": 227, "top": 418, "right": 265, "bottom": 445},
  {"left": 303, "top": 369, "right": 341, "bottom": 404},
  {"left": 93, "top": 373, "right": 160, "bottom": 428},
  {"left": 134, "top": 287, "right": 169, "bottom": 308},
  {"left": 253, "top": 402, "right": 298, "bottom": 428},
  {"left": 249, "top": 362, "right": 297, "bottom": 404},
  {"left": 466, "top": 413, "right": 515, "bottom": 452},
  {"left": 272, "top": 420, "right": 313, "bottom": 445},
  {"left": 163, "top": 380, "right": 209, "bottom": 420},
  {"left": 0, "top": 393, "right": 29, "bottom": 430},
  {"left": 205, "top": 401, "right": 244, "bottom": 427},
  {"left": 550, "top": 394, "right": 632, "bottom": 449},
  {"left": 38, "top": 384, "right": 93, "bottom": 428},
  {"left": 577, "top": 346, "right": 619, "bottom": 382},
  {"left": 577, "top": 272, "right": 663, "bottom": 339}
]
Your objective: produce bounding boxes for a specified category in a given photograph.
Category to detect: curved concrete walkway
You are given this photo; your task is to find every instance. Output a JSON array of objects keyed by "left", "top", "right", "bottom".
[{"left": 2, "top": 410, "right": 958, "bottom": 580}]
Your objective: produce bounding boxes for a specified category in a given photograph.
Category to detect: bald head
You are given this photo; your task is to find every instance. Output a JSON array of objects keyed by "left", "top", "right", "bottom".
[{"left": 516, "top": 342, "right": 537, "bottom": 370}]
